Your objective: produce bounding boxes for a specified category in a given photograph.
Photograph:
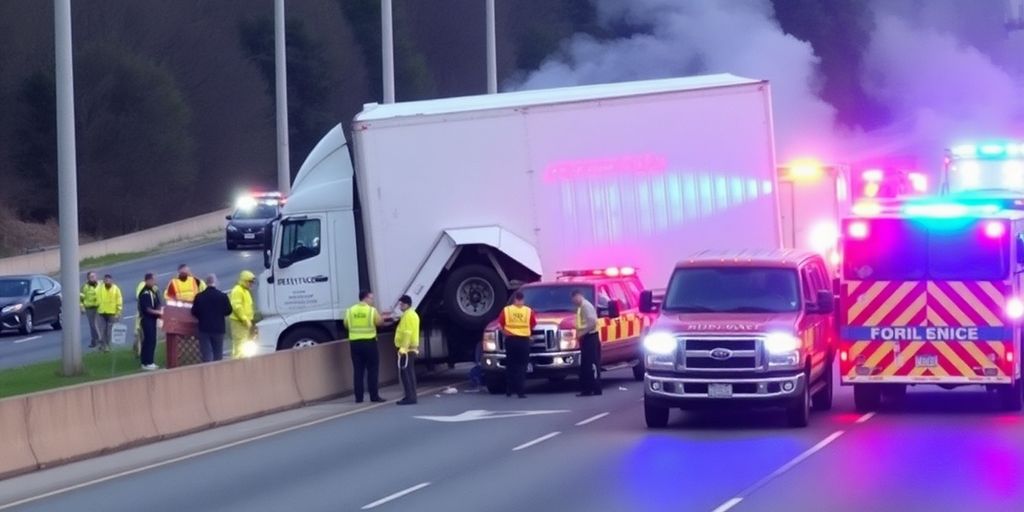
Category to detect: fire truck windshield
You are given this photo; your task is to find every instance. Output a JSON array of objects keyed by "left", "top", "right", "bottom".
[
  {"left": 844, "top": 219, "right": 1009, "bottom": 281},
  {"left": 662, "top": 267, "right": 801, "bottom": 313},
  {"left": 520, "top": 285, "right": 595, "bottom": 313}
]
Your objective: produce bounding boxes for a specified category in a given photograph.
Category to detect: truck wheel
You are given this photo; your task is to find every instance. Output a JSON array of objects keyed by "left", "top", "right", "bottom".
[
  {"left": 644, "top": 400, "right": 669, "bottom": 429},
  {"left": 444, "top": 265, "right": 507, "bottom": 330},
  {"left": 485, "top": 374, "right": 506, "bottom": 395},
  {"left": 998, "top": 381, "right": 1023, "bottom": 411},
  {"left": 811, "top": 362, "right": 833, "bottom": 412},
  {"left": 280, "top": 326, "right": 331, "bottom": 349},
  {"left": 854, "top": 384, "right": 882, "bottom": 412},
  {"left": 632, "top": 359, "right": 645, "bottom": 382},
  {"left": 787, "top": 379, "right": 811, "bottom": 428}
]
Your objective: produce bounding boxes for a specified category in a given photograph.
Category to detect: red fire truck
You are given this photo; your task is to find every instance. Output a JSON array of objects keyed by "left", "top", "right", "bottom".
[{"left": 839, "top": 197, "right": 1024, "bottom": 411}]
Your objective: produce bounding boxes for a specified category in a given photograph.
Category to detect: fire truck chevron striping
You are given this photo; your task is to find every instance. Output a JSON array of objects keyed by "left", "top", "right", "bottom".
[{"left": 597, "top": 315, "right": 651, "bottom": 343}]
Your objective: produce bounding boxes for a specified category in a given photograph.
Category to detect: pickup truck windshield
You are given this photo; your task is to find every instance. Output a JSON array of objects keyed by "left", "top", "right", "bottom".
[
  {"left": 520, "top": 286, "right": 595, "bottom": 313},
  {"left": 663, "top": 267, "right": 801, "bottom": 313},
  {"left": 843, "top": 219, "right": 1008, "bottom": 281}
]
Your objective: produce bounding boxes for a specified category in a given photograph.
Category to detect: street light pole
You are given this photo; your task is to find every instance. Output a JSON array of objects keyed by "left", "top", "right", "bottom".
[
  {"left": 274, "top": 0, "right": 291, "bottom": 194},
  {"left": 54, "top": 0, "right": 82, "bottom": 376},
  {"left": 381, "top": 0, "right": 395, "bottom": 103},
  {"left": 486, "top": 0, "right": 497, "bottom": 94}
]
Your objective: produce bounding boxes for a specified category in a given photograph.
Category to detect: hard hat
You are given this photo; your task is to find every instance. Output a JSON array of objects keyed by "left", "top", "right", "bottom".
[{"left": 240, "top": 270, "right": 256, "bottom": 282}]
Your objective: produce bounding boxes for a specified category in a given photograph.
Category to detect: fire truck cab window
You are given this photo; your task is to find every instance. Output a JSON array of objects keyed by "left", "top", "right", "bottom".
[
  {"left": 929, "top": 223, "right": 1008, "bottom": 280},
  {"left": 843, "top": 219, "right": 927, "bottom": 281},
  {"left": 520, "top": 285, "right": 594, "bottom": 313}
]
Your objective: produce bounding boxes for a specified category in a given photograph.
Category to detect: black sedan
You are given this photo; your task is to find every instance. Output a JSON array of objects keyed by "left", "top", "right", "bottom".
[
  {"left": 225, "top": 201, "right": 279, "bottom": 250},
  {"left": 0, "top": 275, "right": 63, "bottom": 335}
]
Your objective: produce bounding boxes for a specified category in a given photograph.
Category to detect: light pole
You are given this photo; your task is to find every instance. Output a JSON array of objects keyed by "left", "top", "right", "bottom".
[
  {"left": 55, "top": 0, "right": 82, "bottom": 376},
  {"left": 381, "top": 0, "right": 395, "bottom": 103},
  {"left": 274, "top": 0, "right": 291, "bottom": 194},
  {"left": 486, "top": 0, "right": 497, "bottom": 94}
]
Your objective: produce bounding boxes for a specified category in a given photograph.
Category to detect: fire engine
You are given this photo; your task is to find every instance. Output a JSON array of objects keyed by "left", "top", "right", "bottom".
[
  {"left": 839, "top": 196, "right": 1024, "bottom": 411},
  {"left": 480, "top": 266, "right": 654, "bottom": 394},
  {"left": 943, "top": 142, "right": 1024, "bottom": 195}
]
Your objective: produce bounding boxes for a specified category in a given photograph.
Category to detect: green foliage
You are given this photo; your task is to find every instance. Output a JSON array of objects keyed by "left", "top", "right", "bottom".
[{"left": 0, "top": 344, "right": 167, "bottom": 399}]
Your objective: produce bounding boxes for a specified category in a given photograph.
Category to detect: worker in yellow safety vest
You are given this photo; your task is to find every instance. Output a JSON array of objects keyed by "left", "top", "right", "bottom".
[
  {"left": 497, "top": 291, "right": 536, "bottom": 399},
  {"left": 344, "top": 291, "right": 388, "bottom": 403},
  {"left": 394, "top": 295, "right": 420, "bottom": 405},
  {"left": 96, "top": 274, "right": 123, "bottom": 352},
  {"left": 80, "top": 272, "right": 101, "bottom": 348},
  {"left": 228, "top": 270, "right": 256, "bottom": 358},
  {"left": 165, "top": 264, "right": 206, "bottom": 303}
]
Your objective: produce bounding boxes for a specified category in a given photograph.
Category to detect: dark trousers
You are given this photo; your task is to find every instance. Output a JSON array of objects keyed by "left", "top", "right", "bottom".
[
  {"left": 140, "top": 318, "right": 158, "bottom": 366},
  {"left": 505, "top": 336, "right": 530, "bottom": 396},
  {"left": 579, "top": 332, "right": 602, "bottom": 394},
  {"left": 198, "top": 332, "right": 225, "bottom": 362},
  {"left": 351, "top": 340, "right": 380, "bottom": 401},
  {"left": 399, "top": 352, "right": 417, "bottom": 403}
]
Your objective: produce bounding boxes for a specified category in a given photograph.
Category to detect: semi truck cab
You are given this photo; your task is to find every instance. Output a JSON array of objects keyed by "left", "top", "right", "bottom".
[{"left": 640, "top": 250, "right": 836, "bottom": 429}]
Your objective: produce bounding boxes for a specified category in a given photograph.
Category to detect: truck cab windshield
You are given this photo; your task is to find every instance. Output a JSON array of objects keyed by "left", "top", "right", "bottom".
[
  {"left": 520, "top": 285, "right": 595, "bottom": 313},
  {"left": 663, "top": 267, "right": 801, "bottom": 313}
]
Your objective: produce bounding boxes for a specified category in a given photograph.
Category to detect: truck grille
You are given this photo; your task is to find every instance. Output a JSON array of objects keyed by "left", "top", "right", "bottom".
[
  {"left": 498, "top": 329, "right": 556, "bottom": 353},
  {"left": 680, "top": 337, "right": 761, "bottom": 371}
]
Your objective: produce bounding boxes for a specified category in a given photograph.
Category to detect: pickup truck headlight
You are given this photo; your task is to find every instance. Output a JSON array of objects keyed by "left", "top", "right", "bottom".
[
  {"left": 482, "top": 330, "right": 498, "bottom": 352},
  {"left": 643, "top": 332, "right": 676, "bottom": 355},
  {"left": 765, "top": 332, "right": 801, "bottom": 367},
  {"left": 559, "top": 329, "right": 577, "bottom": 350},
  {"left": 1, "top": 304, "right": 23, "bottom": 314}
]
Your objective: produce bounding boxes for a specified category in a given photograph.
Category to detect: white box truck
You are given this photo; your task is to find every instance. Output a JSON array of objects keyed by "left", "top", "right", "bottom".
[{"left": 255, "top": 74, "right": 784, "bottom": 362}]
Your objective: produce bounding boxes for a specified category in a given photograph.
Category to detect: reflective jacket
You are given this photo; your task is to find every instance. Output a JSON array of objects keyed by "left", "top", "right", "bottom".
[
  {"left": 395, "top": 309, "right": 420, "bottom": 354},
  {"left": 80, "top": 283, "right": 100, "bottom": 308},
  {"left": 165, "top": 276, "right": 206, "bottom": 302},
  {"left": 97, "top": 284, "right": 123, "bottom": 316},
  {"left": 229, "top": 284, "right": 254, "bottom": 326}
]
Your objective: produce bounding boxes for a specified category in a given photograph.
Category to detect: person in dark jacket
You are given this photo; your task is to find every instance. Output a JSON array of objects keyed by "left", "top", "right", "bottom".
[
  {"left": 191, "top": 274, "right": 233, "bottom": 362},
  {"left": 138, "top": 273, "right": 163, "bottom": 371}
]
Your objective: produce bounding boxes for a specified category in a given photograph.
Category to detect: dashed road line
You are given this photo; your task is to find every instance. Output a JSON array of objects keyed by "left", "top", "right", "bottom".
[
  {"left": 575, "top": 412, "right": 609, "bottom": 426},
  {"left": 855, "top": 412, "right": 876, "bottom": 424},
  {"left": 710, "top": 497, "right": 743, "bottom": 512},
  {"left": 512, "top": 431, "right": 561, "bottom": 451},
  {"left": 361, "top": 482, "right": 431, "bottom": 510},
  {"left": 13, "top": 336, "right": 41, "bottom": 344}
]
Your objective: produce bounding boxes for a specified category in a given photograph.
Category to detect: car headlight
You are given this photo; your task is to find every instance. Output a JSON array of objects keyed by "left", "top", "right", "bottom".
[
  {"left": 482, "top": 330, "right": 498, "bottom": 352},
  {"left": 559, "top": 329, "right": 578, "bottom": 350},
  {"left": 765, "top": 332, "right": 801, "bottom": 367},
  {"left": 643, "top": 332, "right": 676, "bottom": 355},
  {"left": 2, "top": 304, "right": 23, "bottom": 314},
  {"left": 239, "top": 340, "right": 259, "bottom": 358},
  {"left": 227, "top": 225, "right": 239, "bottom": 232}
]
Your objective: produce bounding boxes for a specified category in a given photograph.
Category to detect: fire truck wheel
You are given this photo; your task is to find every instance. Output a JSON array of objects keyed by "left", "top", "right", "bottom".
[
  {"left": 811, "top": 362, "right": 833, "bottom": 412},
  {"left": 787, "top": 378, "right": 811, "bottom": 428},
  {"left": 644, "top": 400, "right": 669, "bottom": 429},
  {"left": 632, "top": 359, "right": 645, "bottom": 381},
  {"left": 853, "top": 385, "right": 882, "bottom": 412},
  {"left": 485, "top": 374, "right": 506, "bottom": 395},
  {"left": 998, "top": 381, "right": 1023, "bottom": 412}
]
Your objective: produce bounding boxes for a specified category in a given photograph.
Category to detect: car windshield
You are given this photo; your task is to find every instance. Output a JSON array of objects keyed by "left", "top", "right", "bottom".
[
  {"left": 663, "top": 267, "right": 801, "bottom": 313},
  {"left": 0, "top": 279, "right": 30, "bottom": 298},
  {"left": 232, "top": 203, "right": 278, "bottom": 220},
  {"left": 520, "top": 285, "right": 594, "bottom": 313}
]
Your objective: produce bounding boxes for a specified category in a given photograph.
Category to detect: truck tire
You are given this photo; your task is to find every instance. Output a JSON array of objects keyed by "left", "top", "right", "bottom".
[
  {"left": 280, "top": 326, "right": 331, "bottom": 349},
  {"left": 854, "top": 384, "right": 882, "bottom": 412},
  {"left": 644, "top": 400, "right": 669, "bottom": 429},
  {"left": 632, "top": 359, "right": 645, "bottom": 382},
  {"left": 485, "top": 373, "right": 506, "bottom": 395},
  {"left": 811, "top": 360, "right": 833, "bottom": 412},
  {"left": 999, "top": 381, "right": 1023, "bottom": 411},
  {"left": 787, "top": 378, "right": 811, "bottom": 428},
  {"left": 444, "top": 264, "right": 507, "bottom": 330}
]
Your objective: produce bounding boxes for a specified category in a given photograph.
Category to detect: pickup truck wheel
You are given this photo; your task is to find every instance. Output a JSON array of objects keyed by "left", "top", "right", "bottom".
[
  {"left": 485, "top": 374, "right": 506, "bottom": 395},
  {"left": 854, "top": 384, "right": 882, "bottom": 412},
  {"left": 281, "top": 326, "right": 331, "bottom": 349},
  {"left": 644, "top": 400, "right": 669, "bottom": 429},
  {"left": 632, "top": 359, "right": 645, "bottom": 381},
  {"left": 787, "top": 379, "right": 810, "bottom": 428},
  {"left": 811, "top": 361, "right": 833, "bottom": 412},
  {"left": 444, "top": 265, "right": 507, "bottom": 330}
]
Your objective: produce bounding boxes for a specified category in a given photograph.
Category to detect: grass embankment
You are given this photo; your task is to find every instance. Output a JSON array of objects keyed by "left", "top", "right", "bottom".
[
  {"left": 0, "top": 344, "right": 167, "bottom": 399},
  {"left": 80, "top": 251, "right": 153, "bottom": 269}
]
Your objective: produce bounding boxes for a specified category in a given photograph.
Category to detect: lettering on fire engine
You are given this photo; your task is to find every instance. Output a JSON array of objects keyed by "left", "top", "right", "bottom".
[{"left": 869, "top": 326, "right": 979, "bottom": 341}]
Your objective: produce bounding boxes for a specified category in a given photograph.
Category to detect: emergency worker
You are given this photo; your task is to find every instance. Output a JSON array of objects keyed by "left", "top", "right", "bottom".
[
  {"left": 344, "top": 291, "right": 388, "bottom": 403},
  {"left": 96, "top": 274, "right": 123, "bottom": 352},
  {"left": 165, "top": 264, "right": 206, "bottom": 303},
  {"left": 394, "top": 295, "right": 420, "bottom": 405},
  {"left": 80, "top": 272, "right": 101, "bottom": 348},
  {"left": 573, "top": 289, "right": 602, "bottom": 396},
  {"left": 497, "top": 292, "right": 536, "bottom": 398},
  {"left": 228, "top": 271, "right": 256, "bottom": 358}
]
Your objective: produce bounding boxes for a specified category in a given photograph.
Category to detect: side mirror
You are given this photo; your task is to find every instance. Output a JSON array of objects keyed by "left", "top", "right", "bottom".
[
  {"left": 264, "top": 251, "right": 272, "bottom": 270},
  {"left": 30, "top": 289, "right": 43, "bottom": 299},
  {"left": 639, "top": 290, "right": 655, "bottom": 314},
  {"left": 605, "top": 300, "right": 621, "bottom": 319},
  {"left": 225, "top": 215, "right": 232, "bottom": 221},
  {"left": 813, "top": 290, "right": 834, "bottom": 314}
]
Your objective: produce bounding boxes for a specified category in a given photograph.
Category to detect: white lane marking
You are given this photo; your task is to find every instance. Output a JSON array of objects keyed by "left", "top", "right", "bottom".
[
  {"left": 361, "top": 482, "right": 431, "bottom": 510},
  {"left": 122, "top": 315, "right": 136, "bottom": 320},
  {"left": 13, "top": 336, "right": 41, "bottom": 344},
  {"left": 512, "top": 431, "right": 561, "bottom": 452},
  {"left": 575, "top": 412, "right": 609, "bottom": 426},
  {"left": 710, "top": 497, "right": 743, "bottom": 512},
  {"left": 415, "top": 409, "right": 569, "bottom": 423},
  {"left": 855, "top": 412, "right": 876, "bottom": 424},
  {"left": 0, "top": 383, "right": 456, "bottom": 511}
]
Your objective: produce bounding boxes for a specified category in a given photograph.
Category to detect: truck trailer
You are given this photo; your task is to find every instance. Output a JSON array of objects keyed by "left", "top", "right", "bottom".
[{"left": 254, "top": 74, "right": 784, "bottom": 362}]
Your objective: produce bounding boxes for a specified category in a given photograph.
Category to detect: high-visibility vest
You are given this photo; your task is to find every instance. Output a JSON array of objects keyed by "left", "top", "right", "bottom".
[
  {"left": 97, "top": 284, "right": 123, "bottom": 316},
  {"left": 165, "top": 276, "right": 205, "bottom": 302},
  {"left": 503, "top": 305, "right": 532, "bottom": 337},
  {"left": 345, "top": 303, "right": 378, "bottom": 341},
  {"left": 80, "top": 283, "right": 100, "bottom": 308},
  {"left": 395, "top": 309, "right": 420, "bottom": 354}
]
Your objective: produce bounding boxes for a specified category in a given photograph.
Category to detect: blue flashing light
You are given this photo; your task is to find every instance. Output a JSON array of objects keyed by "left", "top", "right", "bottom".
[
  {"left": 981, "top": 144, "right": 1007, "bottom": 156},
  {"left": 903, "top": 202, "right": 1001, "bottom": 218}
]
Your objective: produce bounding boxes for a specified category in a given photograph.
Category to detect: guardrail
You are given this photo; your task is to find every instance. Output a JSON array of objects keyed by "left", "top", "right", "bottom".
[
  {"left": 0, "top": 336, "right": 399, "bottom": 479},
  {"left": 0, "top": 209, "right": 230, "bottom": 276}
]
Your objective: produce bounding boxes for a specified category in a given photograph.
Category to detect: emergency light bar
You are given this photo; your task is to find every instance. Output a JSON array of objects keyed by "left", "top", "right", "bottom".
[
  {"left": 902, "top": 202, "right": 1000, "bottom": 218},
  {"left": 556, "top": 267, "right": 636, "bottom": 279},
  {"left": 950, "top": 142, "right": 1024, "bottom": 159}
]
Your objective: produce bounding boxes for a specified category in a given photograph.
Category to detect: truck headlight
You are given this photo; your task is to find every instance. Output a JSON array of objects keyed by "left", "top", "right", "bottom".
[
  {"left": 482, "top": 330, "right": 498, "bottom": 352},
  {"left": 2, "top": 304, "right": 23, "bottom": 314},
  {"left": 643, "top": 332, "right": 676, "bottom": 355},
  {"left": 559, "top": 329, "right": 577, "bottom": 350},
  {"left": 765, "top": 332, "right": 801, "bottom": 367}
]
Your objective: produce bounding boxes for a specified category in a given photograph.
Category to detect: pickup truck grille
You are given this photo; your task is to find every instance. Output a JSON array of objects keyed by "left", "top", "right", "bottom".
[
  {"left": 498, "top": 329, "right": 556, "bottom": 353},
  {"left": 680, "top": 337, "right": 761, "bottom": 371}
]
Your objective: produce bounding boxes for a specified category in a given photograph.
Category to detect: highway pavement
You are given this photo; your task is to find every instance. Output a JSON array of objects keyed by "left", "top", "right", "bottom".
[
  {"left": 0, "top": 241, "right": 259, "bottom": 369},
  {"left": 2, "top": 366, "right": 1022, "bottom": 512}
]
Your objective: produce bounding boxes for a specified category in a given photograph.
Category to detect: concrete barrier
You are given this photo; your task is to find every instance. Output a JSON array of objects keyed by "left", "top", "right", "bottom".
[
  {"left": 0, "top": 208, "right": 229, "bottom": 275},
  {"left": 0, "top": 337, "right": 408, "bottom": 479}
]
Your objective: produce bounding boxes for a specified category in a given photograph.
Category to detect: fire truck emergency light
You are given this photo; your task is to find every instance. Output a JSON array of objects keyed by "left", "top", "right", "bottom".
[
  {"left": 903, "top": 202, "right": 1000, "bottom": 218},
  {"left": 1007, "top": 298, "right": 1024, "bottom": 320},
  {"left": 908, "top": 172, "right": 928, "bottom": 192},
  {"left": 862, "top": 169, "right": 883, "bottom": 182},
  {"left": 984, "top": 221, "right": 1006, "bottom": 238},
  {"left": 557, "top": 267, "right": 636, "bottom": 278},
  {"left": 847, "top": 221, "right": 869, "bottom": 239}
]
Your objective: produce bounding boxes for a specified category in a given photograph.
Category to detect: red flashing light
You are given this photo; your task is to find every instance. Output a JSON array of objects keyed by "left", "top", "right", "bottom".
[
  {"left": 1009, "top": 351, "right": 1015, "bottom": 363},
  {"left": 848, "top": 221, "right": 869, "bottom": 239},
  {"left": 558, "top": 267, "right": 638, "bottom": 279},
  {"left": 985, "top": 221, "right": 1006, "bottom": 239},
  {"left": 862, "top": 169, "right": 883, "bottom": 182},
  {"left": 840, "top": 350, "right": 848, "bottom": 363}
]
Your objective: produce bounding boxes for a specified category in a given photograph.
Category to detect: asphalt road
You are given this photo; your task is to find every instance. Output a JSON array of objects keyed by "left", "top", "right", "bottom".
[
  {"left": 4, "top": 366, "right": 1022, "bottom": 512},
  {"left": 0, "top": 241, "right": 259, "bottom": 369}
]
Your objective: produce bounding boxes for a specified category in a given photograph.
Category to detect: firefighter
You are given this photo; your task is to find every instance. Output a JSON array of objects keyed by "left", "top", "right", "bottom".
[
  {"left": 497, "top": 291, "right": 536, "bottom": 399},
  {"left": 394, "top": 295, "right": 420, "bottom": 405},
  {"left": 165, "top": 264, "right": 206, "bottom": 303},
  {"left": 572, "top": 289, "right": 602, "bottom": 397},
  {"left": 80, "top": 272, "right": 101, "bottom": 348},
  {"left": 228, "top": 270, "right": 256, "bottom": 359},
  {"left": 344, "top": 291, "right": 388, "bottom": 403},
  {"left": 96, "top": 274, "right": 123, "bottom": 352}
]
